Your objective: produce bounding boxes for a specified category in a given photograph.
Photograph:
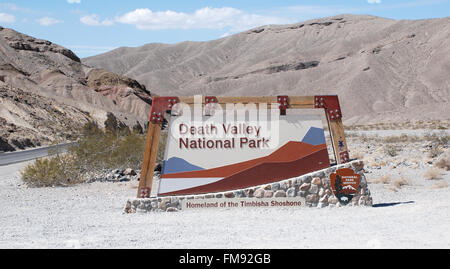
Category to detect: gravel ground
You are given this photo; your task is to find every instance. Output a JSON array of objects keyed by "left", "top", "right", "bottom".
[{"left": 1, "top": 156, "right": 449, "bottom": 249}]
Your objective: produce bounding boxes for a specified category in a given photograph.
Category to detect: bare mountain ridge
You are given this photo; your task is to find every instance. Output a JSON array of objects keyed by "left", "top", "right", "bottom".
[
  {"left": 83, "top": 14, "right": 450, "bottom": 124},
  {"left": 0, "top": 27, "right": 152, "bottom": 151}
]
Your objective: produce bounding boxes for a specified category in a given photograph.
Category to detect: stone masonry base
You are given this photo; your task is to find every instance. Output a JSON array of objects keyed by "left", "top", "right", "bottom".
[{"left": 124, "top": 160, "right": 372, "bottom": 213}]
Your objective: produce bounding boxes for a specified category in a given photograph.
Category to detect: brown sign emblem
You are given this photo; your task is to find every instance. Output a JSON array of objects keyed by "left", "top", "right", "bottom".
[{"left": 330, "top": 168, "right": 360, "bottom": 205}]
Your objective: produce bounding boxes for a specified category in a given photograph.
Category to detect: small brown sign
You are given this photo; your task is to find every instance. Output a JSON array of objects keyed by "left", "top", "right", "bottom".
[{"left": 330, "top": 168, "right": 360, "bottom": 205}]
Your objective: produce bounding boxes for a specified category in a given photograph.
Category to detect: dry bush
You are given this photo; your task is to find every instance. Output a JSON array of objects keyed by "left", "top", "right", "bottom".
[
  {"left": 21, "top": 154, "right": 82, "bottom": 187},
  {"left": 427, "top": 146, "right": 444, "bottom": 158},
  {"left": 434, "top": 156, "right": 450, "bottom": 171},
  {"left": 384, "top": 144, "right": 401, "bottom": 157},
  {"left": 431, "top": 182, "right": 449, "bottom": 189},
  {"left": 423, "top": 167, "right": 444, "bottom": 180},
  {"left": 424, "top": 132, "right": 449, "bottom": 146},
  {"left": 371, "top": 175, "right": 391, "bottom": 184},
  {"left": 21, "top": 122, "right": 147, "bottom": 187},
  {"left": 391, "top": 177, "right": 410, "bottom": 189}
]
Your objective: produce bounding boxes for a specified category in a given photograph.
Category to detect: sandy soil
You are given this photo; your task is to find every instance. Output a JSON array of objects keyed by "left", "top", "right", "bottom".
[{"left": 0, "top": 129, "right": 449, "bottom": 249}]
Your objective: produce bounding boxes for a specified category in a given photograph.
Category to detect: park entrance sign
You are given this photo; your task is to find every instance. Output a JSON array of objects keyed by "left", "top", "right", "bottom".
[
  {"left": 137, "top": 95, "right": 351, "bottom": 200},
  {"left": 159, "top": 112, "right": 329, "bottom": 196}
]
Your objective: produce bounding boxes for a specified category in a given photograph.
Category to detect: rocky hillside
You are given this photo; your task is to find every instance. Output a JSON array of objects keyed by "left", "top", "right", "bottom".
[
  {"left": 0, "top": 26, "right": 152, "bottom": 151},
  {"left": 84, "top": 14, "right": 450, "bottom": 125}
]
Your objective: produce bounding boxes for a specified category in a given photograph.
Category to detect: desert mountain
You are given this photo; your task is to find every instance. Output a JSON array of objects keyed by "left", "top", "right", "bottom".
[
  {"left": 83, "top": 14, "right": 450, "bottom": 124},
  {"left": 0, "top": 26, "right": 152, "bottom": 151}
]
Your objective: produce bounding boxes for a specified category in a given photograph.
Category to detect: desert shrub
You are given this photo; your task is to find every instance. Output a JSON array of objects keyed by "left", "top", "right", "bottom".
[
  {"left": 21, "top": 154, "right": 82, "bottom": 187},
  {"left": 104, "top": 112, "right": 131, "bottom": 136},
  {"left": 423, "top": 167, "right": 444, "bottom": 180},
  {"left": 428, "top": 146, "right": 444, "bottom": 158},
  {"left": 434, "top": 156, "right": 450, "bottom": 171},
  {"left": 384, "top": 134, "right": 420, "bottom": 143},
  {"left": 384, "top": 144, "right": 401, "bottom": 157},
  {"left": 371, "top": 175, "right": 391, "bottom": 184},
  {"left": 21, "top": 121, "right": 147, "bottom": 187},
  {"left": 68, "top": 128, "right": 146, "bottom": 173},
  {"left": 424, "top": 132, "right": 449, "bottom": 147},
  {"left": 132, "top": 121, "right": 144, "bottom": 134},
  {"left": 391, "top": 177, "right": 410, "bottom": 189},
  {"left": 431, "top": 182, "right": 449, "bottom": 189}
]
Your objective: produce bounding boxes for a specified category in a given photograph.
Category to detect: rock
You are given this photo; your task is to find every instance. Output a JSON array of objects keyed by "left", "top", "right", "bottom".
[
  {"left": 264, "top": 184, "right": 272, "bottom": 190},
  {"left": 132, "top": 199, "right": 140, "bottom": 209},
  {"left": 123, "top": 168, "right": 137, "bottom": 176},
  {"left": 233, "top": 190, "right": 245, "bottom": 198},
  {"left": 124, "top": 201, "right": 133, "bottom": 213},
  {"left": 158, "top": 198, "right": 170, "bottom": 210},
  {"left": 215, "top": 193, "right": 223, "bottom": 198},
  {"left": 286, "top": 187, "right": 296, "bottom": 197},
  {"left": 254, "top": 188, "right": 265, "bottom": 198},
  {"left": 224, "top": 192, "right": 235, "bottom": 198},
  {"left": 318, "top": 187, "right": 325, "bottom": 197},
  {"left": 359, "top": 173, "right": 367, "bottom": 188},
  {"left": 359, "top": 196, "right": 373, "bottom": 206},
  {"left": 309, "top": 184, "right": 319, "bottom": 194},
  {"left": 311, "top": 177, "right": 322, "bottom": 185},
  {"left": 158, "top": 201, "right": 167, "bottom": 211},
  {"left": 169, "top": 197, "right": 180, "bottom": 208},
  {"left": 302, "top": 176, "right": 312, "bottom": 183},
  {"left": 306, "top": 194, "right": 319, "bottom": 203},
  {"left": 299, "top": 183, "right": 311, "bottom": 191},
  {"left": 142, "top": 200, "right": 152, "bottom": 211},
  {"left": 298, "top": 191, "right": 307, "bottom": 197},
  {"left": 328, "top": 196, "right": 339, "bottom": 204},
  {"left": 322, "top": 178, "right": 331, "bottom": 189},
  {"left": 244, "top": 189, "right": 254, "bottom": 197},
  {"left": 279, "top": 182, "right": 288, "bottom": 191},
  {"left": 312, "top": 172, "right": 325, "bottom": 178},
  {"left": 119, "top": 177, "right": 131, "bottom": 182},
  {"left": 274, "top": 190, "right": 286, "bottom": 197},
  {"left": 271, "top": 183, "right": 280, "bottom": 192},
  {"left": 166, "top": 207, "right": 178, "bottom": 212},
  {"left": 352, "top": 160, "right": 364, "bottom": 171},
  {"left": 264, "top": 190, "right": 274, "bottom": 198},
  {"left": 319, "top": 195, "right": 329, "bottom": 204}
]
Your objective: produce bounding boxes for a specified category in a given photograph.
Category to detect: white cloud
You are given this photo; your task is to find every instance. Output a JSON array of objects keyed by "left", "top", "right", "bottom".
[
  {"left": 115, "top": 7, "right": 290, "bottom": 31},
  {"left": 37, "top": 17, "right": 62, "bottom": 26},
  {"left": 367, "top": 0, "right": 382, "bottom": 4},
  {"left": 80, "top": 14, "right": 114, "bottom": 26},
  {"left": 67, "top": 0, "right": 81, "bottom": 3},
  {"left": 0, "top": 12, "right": 15, "bottom": 23}
]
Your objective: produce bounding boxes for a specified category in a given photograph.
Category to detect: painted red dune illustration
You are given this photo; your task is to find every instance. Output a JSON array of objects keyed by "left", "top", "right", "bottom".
[
  {"left": 162, "top": 141, "right": 327, "bottom": 179},
  {"left": 159, "top": 141, "right": 330, "bottom": 196}
]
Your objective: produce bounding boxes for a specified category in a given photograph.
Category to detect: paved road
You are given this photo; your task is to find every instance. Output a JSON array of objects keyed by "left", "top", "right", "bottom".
[{"left": 0, "top": 142, "right": 76, "bottom": 166}]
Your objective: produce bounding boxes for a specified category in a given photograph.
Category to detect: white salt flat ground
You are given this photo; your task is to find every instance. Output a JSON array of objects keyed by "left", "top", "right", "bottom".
[{"left": 0, "top": 160, "right": 449, "bottom": 249}]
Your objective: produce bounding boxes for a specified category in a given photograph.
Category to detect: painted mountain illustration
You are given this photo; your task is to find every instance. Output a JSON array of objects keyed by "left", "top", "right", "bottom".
[
  {"left": 342, "top": 185, "right": 357, "bottom": 191},
  {"left": 301, "top": 127, "right": 326, "bottom": 146},
  {"left": 162, "top": 157, "right": 204, "bottom": 174},
  {"left": 159, "top": 140, "right": 330, "bottom": 196}
]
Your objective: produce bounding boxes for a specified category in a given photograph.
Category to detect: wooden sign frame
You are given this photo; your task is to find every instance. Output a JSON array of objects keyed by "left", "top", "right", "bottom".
[{"left": 137, "top": 95, "right": 349, "bottom": 198}]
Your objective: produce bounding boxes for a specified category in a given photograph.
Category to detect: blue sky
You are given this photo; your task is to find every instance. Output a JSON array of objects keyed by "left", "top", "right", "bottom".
[{"left": 0, "top": 0, "right": 449, "bottom": 58}]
